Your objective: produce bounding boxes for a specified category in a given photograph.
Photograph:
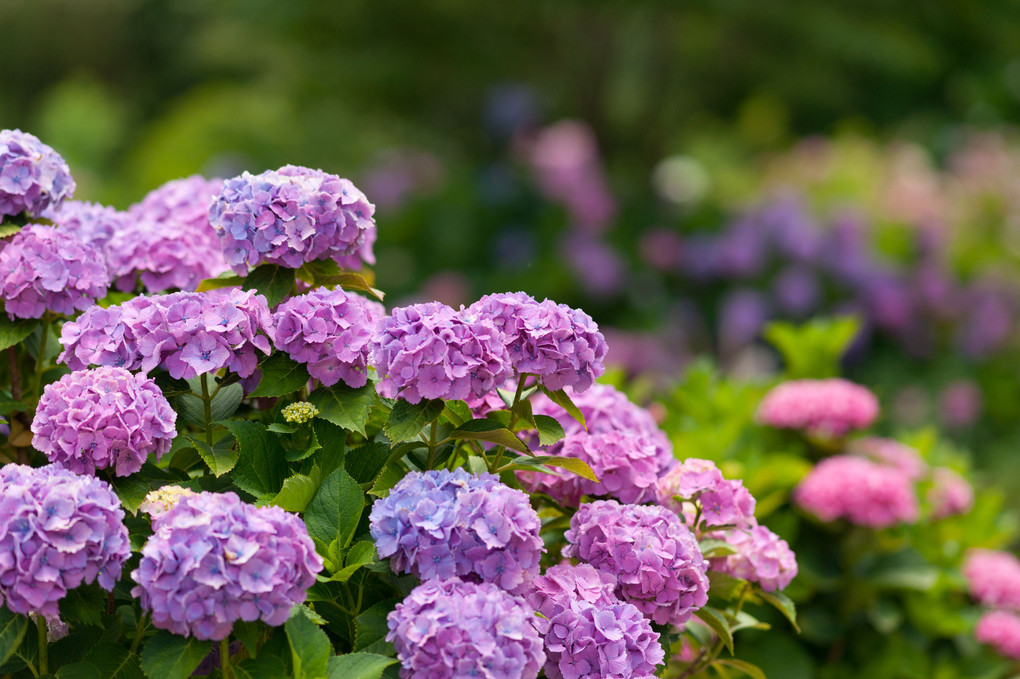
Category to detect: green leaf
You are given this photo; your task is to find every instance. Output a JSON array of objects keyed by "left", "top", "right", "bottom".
[
  {"left": 139, "top": 631, "right": 211, "bottom": 679},
  {"left": 327, "top": 653, "right": 398, "bottom": 679},
  {"left": 346, "top": 443, "right": 389, "bottom": 484},
  {"left": 235, "top": 655, "right": 287, "bottom": 679},
  {"left": 442, "top": 400, "right": 472, "bottom": 426},
  {"left": 0, "top": 608, "right": 28, "bottom": 667},
  {"left": 310, "top": 383, "right": 378, "bottom": 437},
  {"left": 758, "top": 590, "right": 800, "bottom": 633},
  {"left": 312, "top": 419, "right": 348, "bottom": 479},
  {"left": 195, "top": 272, "right": 244, "bottom": 292},
  {"left": 272, "top": 473, "right": 321, "bottom": 512},
  {"left": 533, "top": 414, "right": 565, "bottom": 446},
  {"left": 233, "top": 621, "right": 265, "bottom": 660},
  {"left": 83, "top": 643, "right": 144, "bottom": 679},
  {"left": 502, "top": 455, "right": 598, "bottom": 482},
  {"left": 243, "top": 263, "right": 296, "bottom": 308},
  {"left": 0, "top": 223, "right": 22, "bottom": 238},
  {"left": 268, "top": 423, "right": 300, "bottom": 434},
  {"left": 286, "top": 607, "right": 331, "bottom": 679},
  {"left": 250, "top": 353, "right": 312, "bottom": 397},
  {"left": 698, "top": 538, "right": 737, "bottom": 558},
  {"left": 715, "top": 658, "right": 767, "bottom": 679},
  {"left": 354, "top": 601, "right": 397, "bottom": 654},
  {"left": 177, "top": 380, "right": 244, "bottom": 427},
  {"left": 56, "top": 662, "right": 101, "bottom": 679},
  {"left": 187, "top": 435, "right": 239, "bottom": 477},
  {"left": 707, "top": 571, "right": 747, "bottom": 602},
  {"left": 59, "top": 584, "right": 106, "bottom": 627},
  {"left": 368, "top": 462, "right": 405, "bottom": 498},
  {"left": 383, "top": 399, "right": 444, "bottom": 443},
  {"left": 223, "top": 420, "right": 288, "bottom": 497},
  {"left": 764, "top": 316, "right": 860, "bottom": 379},
  {"left": 448, "top": 419, "right": 529, "bottom": 454},
  {"left": 538, "top": 386, "right": 586, "bottom": 429},
  {"left": 314, "top": 271, "right": 385, "bottom": 302},
  {"left": 694, "top": 607, "right": 733, "bottom": 655},
  {"left": 306, "top": 468, "right": 364, "bottom": 550},
  {"left": 112, "top": 475, "right": 151, "bottom": 515},
  {"left": 0, "top": 316, "right": 37, "bottom": 352}
]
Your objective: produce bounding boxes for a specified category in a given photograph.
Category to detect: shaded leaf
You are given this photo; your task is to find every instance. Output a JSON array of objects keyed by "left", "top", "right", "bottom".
[
  {"left": 56, "top": 662, "right": 101, "bottom": 679},
  {"left": 0, "top": 608, "right": 28, "bottom": 667},
  {"left": 250, "top": 353, "right": 312, "bottom": 398},
  {"left": 694, "top": 607, "right": 733, "bottom": 654},
  {"left": 354, "top": 601, "right": 396, "bottom": 654},
  {"left": 327, "top": 653, "right": 398, "bottom": 679},
  {"left": 715, "top": 659, "right": 767, "bottom": 679},
  {"left": 0, "top": 315, "right": 37, "bottom": 352},
  {"left": 139, "top": 631, "right": 210, "bottom": 679},
  {"left": 758, "top": 590, "right": 800, "bottom": 633},
  {"left": 384, "top": 399, "right": 444, "bottom": 443},
  {"left": 310, "top": 383, "right": 377, "bottom": 437},
  {"left": 235, "top": 655, "right": 287, "bottom": 679},
  {"left": 225, "top": 420, "right": 287, "bottom": 497},
  {"left": 243, "top": 264, "right": 296, "bottom": 308},
  {"left": 346, "top": 443, "right": 389, "bottom": 484},
  {"left": 448, "top": 419, "right": 529, "bottom": 454}
]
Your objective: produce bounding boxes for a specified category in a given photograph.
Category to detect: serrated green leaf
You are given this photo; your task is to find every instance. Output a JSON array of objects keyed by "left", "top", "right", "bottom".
[
  {"left": 306, "top": 468, "right": 364, "bottom": 550},
  {"left": 707, "top": 571, "right": 747, "bottom": 602},
  {"left": 233, "top": 620, "right": 265, "bottom": 660},
  {"left": 310, "top": 383, "right": 377, "bottom": 437},
  {"left": 694, "top": 607, "right": 733, "bottom": 654},
  {"left": 448, "top": 419, "right": 529, "bottom": 454},
  {"left": 112, "top": 476, "right": 151, "bottom": 516},
  {"left": 533, "top": 414, "right": 565, "bottom": 446},
  {"left": 195, "top": 273, "right": 244, "bottom": 292},
  {"left": 330, "top": 541, "right": 378, "bottom": 582},
  {"left": 139, "top": 631, "right": 210, "bottom": 679},
  {"left": 225, "top": 420, "right": 288, "bottom": 497},
  {"left": 250, "top": 353, "right": 312, "bottom": 397},
  {"left": 501, "top": 455, "right": 597, "bottom": 481},
  {"left": 235, "top": 654, "right": 287, "bottom": 679},
  {"left": 0, "top": 316, "right": 37, "bottom": 352},
  {"left": 272, "top": 473, "right": 321, "bottom": 512},
  {"left": 384, "top": 399, "right": 444, "bottom": 443},
  {"left": 312, "top": 419, "right": 348, "bottom": 479},
  {"left": 442, "top": 400, "right": 472, "bottom": 426},
  {"left": 287, "top": 607, "right": 331, "bottom": 679},
  {"left": 538, "top": 386, "right": 586, "bottom": 429},
  {"left": 55, "top": 662, "right": 101, "bottom": 679},
  {"left": 346, "top": 443, "right": 389, "bottom": 484},
  {"left": 715, "top": 659, "right": 767, "bottom": 679},
  {"left": 354, "top": 601, "right": 397, "bottom": 654},
  {"left": 83, "top": 643, "right": 144, "bottom": 679},
  {"left": 0, "top": 608, "right": 28, "bottom": 667},
  {"left": 59, "top": 585, "right": 106, "bottom": 627},
  {"left": 758, "top": 589, "right": 800, "bottom": 633},
  {"left": 243, "top": 263, "right": 296, "bottom": 308},
  {"left": 187, "top": 434, "right": 239, "bottom": 477},
  {"left": 268, "top": 422, "right": 300, "bottom": 434},
  {"left": 177, "top": 380, "right": 243, "bottom": 427},
  {"left": 327, "top": 653, "right": 398, "bottom": 679},
  {"left": 368, "top": 462, "right": 405, "bottom": 498},
  {"left": 0, "top": 223, "right": 22, "bottom": 238},
  {"left": 314, "top": 271, "right": 385, "bottom": 302},
  {"left": 698, "top": 538, "right": 738, "bottom": 558}
]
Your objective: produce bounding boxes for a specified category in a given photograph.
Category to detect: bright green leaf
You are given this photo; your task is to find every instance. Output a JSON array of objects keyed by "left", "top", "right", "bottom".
[
  {"left": 502, "top": 455, "right": 597, "bottom": 481},
  {"left": 310, "top": 383, "right": 377, "bottom": 437},
  {"left": 286, "top": 607, "right": 331, "bottom": 679},
  {"left": 694, "top": 607, "right": 733, "bottom": 655},
  {"left": 538, "top": 386, "right": 586, "bottom": 429},
  {"left": 272, "top": 473, "right": 322, "bottom": 512},
  {"left": 758, "top": 590, "right": 800, "bottom": 633},
  {"left": 448, "top": 419, "right": 529, "bottom": 454},
  {"left": 715, "top": 658, "right": 767, "bottom": 679},
  {"left": 327, "top": 653, "right": 398, "bottom": 679},
  {"left": 306, "top": 468, "right": 364, "bottom": 550},
  {"left": 187, "top": 435, "right": 239, "bottom": 477},
  {"left": 384, "top": 399, "right": 444, "bottom": 443},
  {"left": 0, "top": 316, "right": 37, "bottom": 352},
  {"left": 533, "top": 414, "right": 565, "bottom": 446}
]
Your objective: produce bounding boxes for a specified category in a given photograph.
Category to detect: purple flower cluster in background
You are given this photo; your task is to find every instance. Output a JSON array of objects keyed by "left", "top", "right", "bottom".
[
  {"left": 387, "top": 578, "right": 546, "bottom": 679},
  {"left": 707, "top": 525, "right": 798, "bottom": 592},
  {"left": 47, "top": 200, "right": 126, "bottom": 250},
  {"left": 209, "top": 165, "right": 376, "bottom": 274},
  {"left": 32, "top": 367, "right": 177, "bottom": 476},
  {"left": 0, "top": 464, "right": 130, "bottom": 617},
  {"left": 757, "top": 378, "right": 879, "bottom": 437},
  {"left": 794, "top": 455, "right": 919, "bottom": 528},
  {"left": 131, "top": 491, "right": 323, "bottom": 640},
  {"left": 0, "top": 129, "right": 75, "bottom": 218},
  {"left": 655, "top": 458, "right": 756, "bottom": 531},
  {"left": 369, "top": 469, "right": 543, "bottom": 593}
]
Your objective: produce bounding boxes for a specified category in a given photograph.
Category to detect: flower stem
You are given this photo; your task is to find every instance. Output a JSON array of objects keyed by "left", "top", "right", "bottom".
[
  {"left": 426, "top": 419, "right": 438, "bottom": 469},
  {"left": 219, "top": 637, "right": 233, "bottom": 679},
  {"left": 129, "top": 612, "right": 148, "bottom": 655},
  {"left": 200, "top": 373, "right": 215, "bottom": 450},
  {"left": 30, "top": 313, "right": 51, "bottom": 401},
  {"left": 36, "top": 615, "right": 48, "bottom": 675}
]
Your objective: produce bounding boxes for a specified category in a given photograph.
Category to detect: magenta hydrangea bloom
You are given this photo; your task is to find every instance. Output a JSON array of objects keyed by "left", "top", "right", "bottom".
[
  {"left": 794, "top": 455, "right": 919, "bottom": 528},
  {"left": 370, "top": 302, "right": 512, "bottom": 404},
  {"left": 0, "top": 224, "right": 109, "bottom": 319},
  {"left": 707, "top": 525, "right": 798, "bottom": 592},
  {"left": 272, "top": 288, "right": 383, "bottom": 387},
  {"left": 58, "top": 288, "right": 273, "bottom": 380},
  {"left": 655, "top": 458, "right": 757, "bottom": 531},
  {"left": 369, "top": 469, "right": 543, "bottom": 594},
  {"left": 131, "top": 491, "right": 323, "bottom": 640},
  {"left": 848, "top": 437, "right": 928, "bottom": 481},
  {"left": 387, "top": 578, "right": 546, "bottom": 679},
  {"left": 928, "top": 467, "right": 974, "bottom": 519},
  {"left": 0, "top": 129, "right": 75, "bottom": 218},
  {"left": 563, "top": 500, "right": 709, "bottom": 626},
  {"left": 757, "top": 378, "right": 879, "bottom": 437},
  {"left": 32, "top": 367, "right": 177, "bottom": 476},
  {"left": 975, "top": 610, "right": 1020, "bottom": 660},
  {"left": 46, "top": 199, "right": 127, "bottom": 250},
  {"left": 465, "top": 292, "right": 608, "bottom": 392},
  {"left": 0, "top": 464, "right": 130, "bottom": 617},
  {"left": 963, "top": 549, "right": 1020, "bottom": 610},
  {"left": 525, "top": 563, "right": 618, "bottom": 614},
  {"left": 209, "top": 165, "right": 376, "bottom": 274}
]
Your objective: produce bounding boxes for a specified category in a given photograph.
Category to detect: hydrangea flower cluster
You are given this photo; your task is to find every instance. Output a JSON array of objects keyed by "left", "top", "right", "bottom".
[
  {"left": 706, "top": 526, "right": 798, "bottom": 592},
  {"left": 131, "top": 491, "right": 323, "bottom": 640},
  {"left": 0, "top": 464, "right": 130, "bottom": 617},
  {"left": 0, "top": 129, "right": 75, "bottom": 218},
  {"left": 209, "top": 165, "right": 376, "bottom": 274},
  {"left": 272, "top": 287, "right": 383, "bottom": 387},
  {"left": 928, "top": 467, "right": 974, "bottom": 519},
  {"left": 848, "top": 437, "right": 928, "bottom": 481},
  {"left": 387, "top": 578, "right": 545, "bottom": 679},
  {"left": 139, "top": 485, "right": 198, "bottom": 518},
  {"left": 655, "top": 458, "right": 757, "bottom": 530},
  {"left": 47, "top": 199, "right": 127, "bottom": 250},
  {"left": 0, "top": 224, "right": 109, "bottom": 319},
  {"left": 963, "top": 549, "right": 1020, "bottom": 610},
  {"left": 465, "top": 291, "right": 608, "bottom": 391},
  {"left": 31, "top": 367, "right": 177, "bottom": 476},
  {"left": 526, "top": 564, "right": 664, "bottom": 679},
  {"left": 58, "top": 288, "right": 273, "bottom": 380},
  {"left": 563, "top": 500, "right": 709, "bottom": 625},
  {"left": 794, "top": 455, "right": 919, "bottom": 528},
  {"left": 282, "top": 402, "right": 319, "bottom": 424},
  {"left": 370, "top": 302, "right": 512, "bottom": 403},
  {"left": 975, "top": 610, "right": 1020, "bottom": 660},
  {"left": 757, "top": 378, "right": 880, "bottom": 437},
  {"left": 369, "top": 469, "right": 543, "bottom": 593}
]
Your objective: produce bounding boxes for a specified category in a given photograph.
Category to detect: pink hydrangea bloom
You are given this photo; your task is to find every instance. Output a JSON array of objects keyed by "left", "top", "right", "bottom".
[
  {"left": 975, "top": 610, "right": 1020, "bottom": 659},
  {"left": 963, "top": 549, "right": 1020, "bottom": 610},
  {"left": 929, "top": 467, "right": 974, "bottom": 519},
  {"left": 707, "top": 525, "right": 798, "bottom": 592},
  {"left": 655, "top": 458, "right": 757, "bottom": 531},
  {"left": 757, "top": 378, "right": 879, "bottom": 436},
  {"left": 794, "top": 455, "right": 919, "bottom": 528},
  {"left": 848, "top": 437, "right": 928, "bottom": 481},
  {"left": 0, "top": 129, "right": 75, "bottom": 218}
]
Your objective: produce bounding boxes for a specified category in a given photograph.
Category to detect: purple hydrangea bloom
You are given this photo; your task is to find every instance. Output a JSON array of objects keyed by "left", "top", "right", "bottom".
[
  {"left": 563, "top": 500, "right": 709, "bottom": 626},
  {"left": 370, "top": 302, "right": 512, "bottom": 404},
  {"left": 58, "top": 288, "right": 274, "bottom": 380},
  {"left": 209, "top": 165, "right": 376, "bottom": 274},
  {"left": 465, "top": 292, "right": 608, "bottom": 392},
  {"left": 655, "top": 458, "right": 757, "bottom": 531},
  {"left": 272, "top": 288, "right": 384, "bottom": 387},
  {"left": 387, "top": 578, "right": 545, "bottom": 679},
  {"left": 0, "top": 464, "right": 130, "bottom": 617},
  {"left": 707, "top": 525, "right": 798, "bottom": 592},
  {"left": 131, "top": 491, "right": 323, "bottom": 640},
  {"left": 0, "top": 129, "right": 75, "bottom": 218},
  {"left": 32, "top": 367, "right": 177, "bottom": 476},
  {"left": 369, "top": 469, "right": 543, "bottom": 593},
  {"left": 0, "top": 224, "right": 109, "bottom": 319},
  {"left": 525, "top": 563, "right": 618, "bottom": 614},
  {"left": 46, "top": 200, "right": 127, "bottom": 250}
]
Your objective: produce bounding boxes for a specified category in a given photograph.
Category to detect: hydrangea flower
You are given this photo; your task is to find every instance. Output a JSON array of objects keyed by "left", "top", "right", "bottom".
[
  {"left": 525, "top": 563, "right": 619, "bottom": 614},
  {"left": 757, "top": 378, "right": 879, "bottom": 437},
  {"left": 975, "top": 610, "right": 1020, "bottom": 659},
  {"left": 0, "top": 129, "right": 75, "bottom": 218},
  {"left": 370, "top": 302, "right": 512, "bottom": 404},
  {"left": 209, "top": 165, "right": 376, "bottom": 274},
  {"left": 794, "top": 455, "right": 919, "bottom": 528},
  {"left": 131, "top": 491, "right": 323, "bottom": 640},
  {"left": 655, "top": 458, "right": 757, "bottom": 531},
  {"left": 465, "top": 292, "right": 608, "bottom": 392},
  {"left": 58, "top": 288, "right": 274, "bottom": 380},
  {"left": 706, "top": 525, "right": 798, "bottom": 592},
  {"left": 282, "top": 402, "right": 319, "bottom": 424},
  {"left": 139, "top": 486, "right": 198, "bottom": 518},
  {"left": 46, "top": 199, "right": 127, "bottom": 250},
  {"left": 963, "top": 549, "right": 1020, "bottom": 610},
  {"left": 928, "top": 467, "right": 974, "bottom": 519},
  {"left": 387, "top": 578, "right": 545, "bottom": 679},
  {"left": 369, "top": 469, "right": 543, "bottom": 593},
  {"left": 0, "top": 224, "right": 109, "bottom": 319},
  {"left": 0, "top": 464, "right": 130, "bottom": 617},
  {"left": 563, "top": 500, "right": 709, "bottom": 625},
  {"left": 848, "top": 437, "right": 928, "bottom": 481},
  {"left": 31, "top": 367, "right": 177, "bottom": 476},
  {"left": 273, "top": 288, "right": 383, "bottom": 387}
]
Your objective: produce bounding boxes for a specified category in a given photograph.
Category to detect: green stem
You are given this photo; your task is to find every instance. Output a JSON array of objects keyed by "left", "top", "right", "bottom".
[
  {"left": 426, "top": 420, "right": 438, "bottom": 469},
  {"left": 30, "top": 314, "right": 51, "bottom": 400},
  {"left": 220, "top": 637, "right": 233, "bottom": 679},
  {"left": 200, "top": 373, "right": 215, "bottom": 450},
  {"left": 36, "top": 615, "right": 48, "bottom": 676},
  {"left": 129, "top": 612, "right": 149, "bottom": 655}
]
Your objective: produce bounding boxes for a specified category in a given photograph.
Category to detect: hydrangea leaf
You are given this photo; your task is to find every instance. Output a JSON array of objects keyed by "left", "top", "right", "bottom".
[
  {"left": 54, "top": 662, "right": 101, "bottom": 679},
  {"left": 286, "top": 607, "right": 331, "bottom": 679},
  {"left": 0, "top": 315, "right": 37, "bottom": 352},
  {"left": 758, "top": 590, "right": 800, "bottom": 632},
  {"left": 139, "top": 631, "right": 210, "bottom": 679},
  {"left": 502, "top": 455, "right": 598, "bottom": 482},
  {"left": 249, "top": 353, "right": 312, "bottom": 398},
  {"left": 82, "top": 643, "right": 144, "bottom": 679},
  {"left": 327, "top": 653, "right": 398, "bottom": 679},
  {"left": 714, "top": 658, "right": 767, "bottom": 679},
  {"left": 0, "top": 608, "right": 28, "bottom": 667},
  {"left": 448, "top": 419, "right": 529, "bottom": 454},
  {"left": 383, "top": 398, "right": 444, "bottom": 443},
  {"left": 346, "top": 442, "right": 390, "bottom": 485},
  {"left": 306, "top": 468, "right": 364, "bottom": 550},
  {"left": 309, "top": 383, "right": 377, "bottom": 437},
  {"left": 533, "top": 414, "right": 566, "bottom": 446},
  {"left": 221, "top": 420, "right": 287, "bottom": 497},
  {"left": 242, "top": 264, "right": 296, "bottom": 308},
  {"left": 271, "top": 472, "right": 322, "bottom": 513},
  {"left": 694, "top": 607, "right": 734, "bottom": 654},
  {"left": 234, "top": 654, "right": 287, "bottom": 679},
  {"left": 539, "top": 386, "right": 587, "bottom": 430},
  {"left": 353, "top": 601, "right": 397, "bottom": 654}
]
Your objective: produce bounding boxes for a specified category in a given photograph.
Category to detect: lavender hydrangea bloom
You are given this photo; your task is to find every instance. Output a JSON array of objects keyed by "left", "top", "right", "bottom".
[
  {"left": 369, "top": 469, "right": 543, "bottom": 593},
  {"left": 131, "top": 492, "right": 323, "bottom": 640},
  {"left": 0, "top": 464, "right": 130, "bottom": 617},
  {"left": 272, "top": 288, "right": 383, "bottom": 387},
  {"left": 0, "top": 224, "right": 109, "bottom": 319},
  {"left": 32, "top": 367, "right": 177, "bottom": 476},
  {"left": 525, "top": 563, "right": 619, "bottom": 614},
  {"left": 58, "top": 288, "right": 273, "bottom": 380},
  {"left": 46, "top": 200, "right": 127, "bottom": 250},
  {"left": 387, "top": 578, "right": 545, "bottom": 679},
  {"left": 655, "top": 458, "right": 757, "bottom": 531},
  {"left": 370, "top": 302, "right": 512, "bottom": 404},
  {"left": 564, "top": 500, "right": 709, "bottom": 626},
  {"left": 465, "top": 292, "right": 608, "bottom": 392},
  {"left": 0, "top": 129, "right": 75, "bottom": 218},
  {"left": 707, "top": 526, "right": 798, "bottom": 592},
  {"left": 209, "top": 165, "right": 376, "bottom": 274}
]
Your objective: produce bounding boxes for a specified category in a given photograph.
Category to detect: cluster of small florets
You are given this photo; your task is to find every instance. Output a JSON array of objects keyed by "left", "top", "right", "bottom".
[
  {"left": 975, "top": 610, "right": 1020, "bottom": 659},
  {"left": 371, "top": 302, "right": 512, "bottom": 404},
  {"left": 794, "top": 455, "right": 919, "bottom": 528},
  {"left": 757, "top": 378, "right": 879, "bottom": 437},
  {"left": 526, "top": 564, "right": 664, "bottom": 679},
  {"left": 369, "top": 469, "right": 543, "bottom": 593},
  {"left": 47, "top": 199, "right": 127, "bottom": 250},
  {"left": 706, "top": 525, "right": 798, "bottom": 592},
  {"left": 31, "top": 367, "right": 177, "bottom": 477},
  {"left": 465, "top": 291, "right": 608, "bottom": 392},
  {"left": 131, "top": 491, "right": 323, "bottom": 640},
  {"left": 928, "top": 467, "right": 974, "bottom": 519},
  {"left": 209, "top": 165, "right": 376, "bottom": 274},
  {"left": 58, "top": 288, "right": 273, "bottom": 379},
  {"left": 0, "top": 224, "right": 109, "bottom": 319},
  {"left": 0, "top": 464, "right": 130, "bottom": 617},
  {"left": 272, "top": 288, "right": 384, "bottom": 387},
  {"left": 0, "top": 129, "right": 75, "bottom": 218},
  {"left": 282, "top": 402, "right": 319, "bottom": 424},
  {"left": 963, "top": 549, "right": 1020, "bottom": 610},
  {"left": 387, "top": 578, "right": 546, "bottom": 679},
  {"left": 848, "top": 438, "right": 928, "bottom": 481},
  {"left": 563, "top": 500, "right": 709, "bottom": 625},
  {"left": 655, "top": 458, "right": 757, "bottom": 531},
  {"left": 139, "top": 485, "right": 198, "bottom": 518}
]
